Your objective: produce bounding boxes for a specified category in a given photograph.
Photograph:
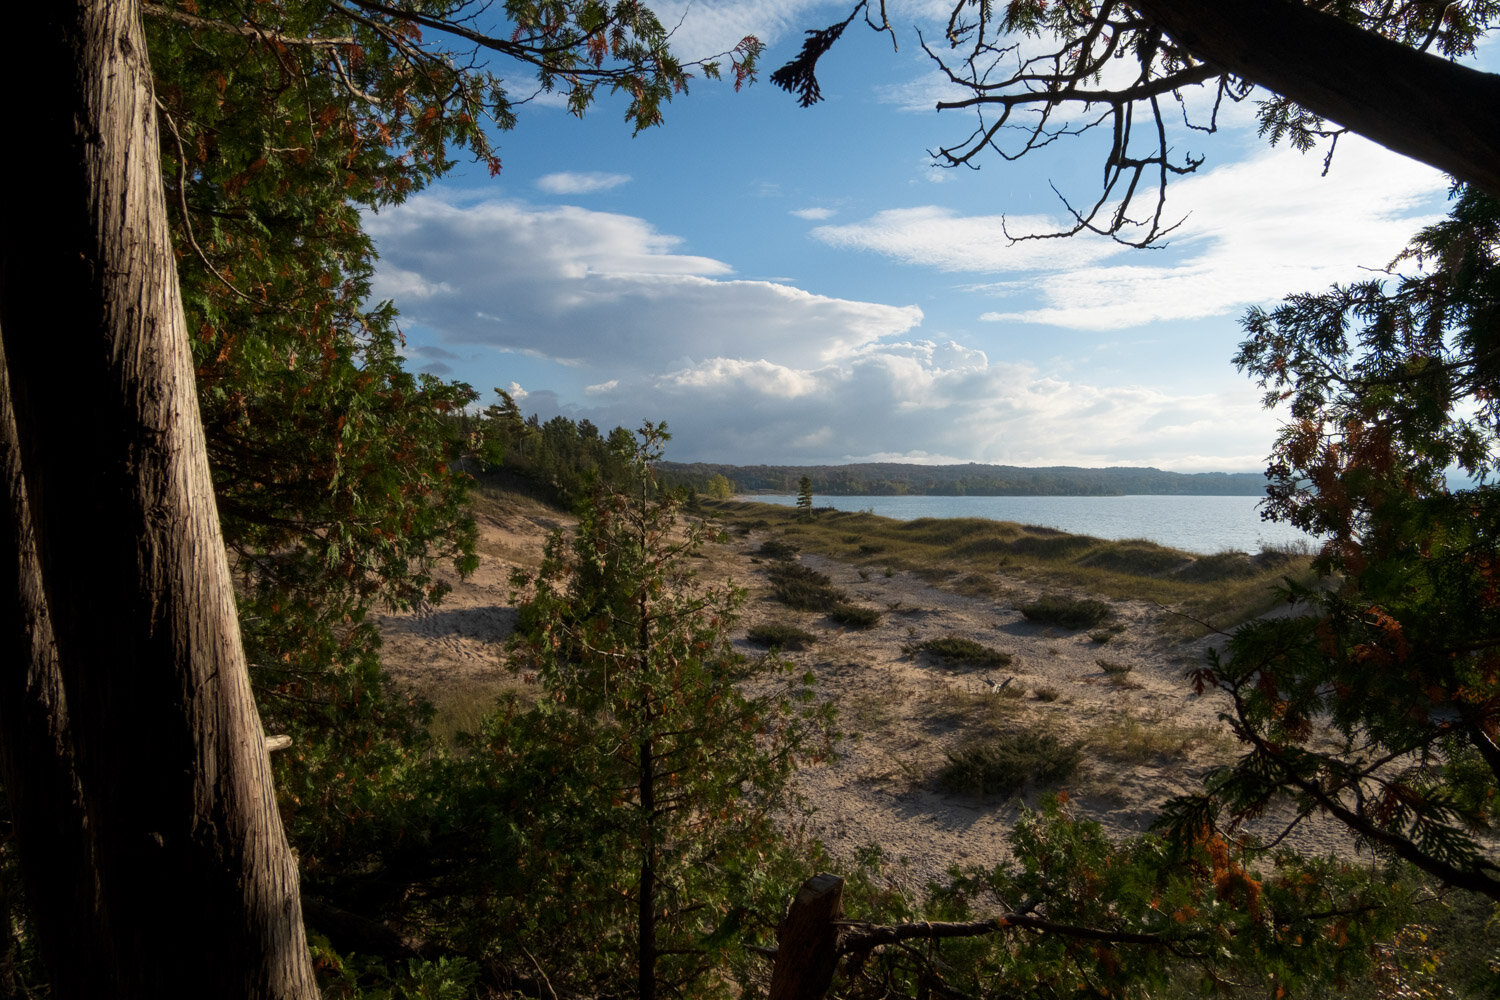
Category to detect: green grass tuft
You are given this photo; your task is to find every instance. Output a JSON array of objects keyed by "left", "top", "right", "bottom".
[
  {"left": 914, "top": 636, "right": 1013, "bottom": 668},
  {"left": 1020, "top": 594, "right": 1113, "bottom": 630},
  {"left": 829, "top": 603, "right": 882, "bottom": 629},
  {"left": 766, "top": 562, "right": 846, "bottom": 611},
  {"left": 745, "top": 622, "right": 816, "bottom": 650},
  {"left": 938, "top": 729, "right": 1083, "bottom": 797}
]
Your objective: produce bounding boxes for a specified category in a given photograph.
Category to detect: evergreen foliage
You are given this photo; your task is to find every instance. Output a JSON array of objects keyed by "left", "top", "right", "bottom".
[
  {"left": 502, "top": 424, "right": 835, "bottom": 997},
  {"left": 471, "top": 390, "right": 644, "bottom": 504},
  {"left": 1163, "top": 186, "right": 1500, "bottom": 901}
]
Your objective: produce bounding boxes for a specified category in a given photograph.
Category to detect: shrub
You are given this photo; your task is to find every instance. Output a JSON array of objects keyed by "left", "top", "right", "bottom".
[
  {"left": 1088, "top": 623, "right": 1127, "bottom": 644},
  {"left": 938, "top": 730, "right": 1083, "bottom": 797},
  {"left": 916, "top": 636, "right": 1013, "bottom": 668},
  {"left": 1097, "top": 658, "right": 1142, "bottom": 689},
  {"left": 746, "top": 623, "right": 816, "bottom": 651},
  {"left": 1019, "top": 594, "right": 1113, "bottom": 630},
  {"left": 757, "top": 539, "right": 799, "bottom": 560},
  {"left": 1033, "top": 686, "right": 1061, "bottom": 702},
  {"left": 766, "top": 562, "right": 846, "bottom": 611},
  {"left": 829, "top": 603, "right": 881, "bottom": 630}
]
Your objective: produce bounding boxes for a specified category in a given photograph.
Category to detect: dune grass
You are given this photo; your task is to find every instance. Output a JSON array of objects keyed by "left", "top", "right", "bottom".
[{"left": 704, "top": 499, "right": 1315, "bottom": 636}]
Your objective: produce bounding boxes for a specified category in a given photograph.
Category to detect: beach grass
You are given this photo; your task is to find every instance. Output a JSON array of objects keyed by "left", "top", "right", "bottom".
[{"left": 702, "top": 498, "right": 1316, "bottom": 635}]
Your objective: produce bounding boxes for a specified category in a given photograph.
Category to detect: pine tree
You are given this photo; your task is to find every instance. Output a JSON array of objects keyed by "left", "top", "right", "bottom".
[{"left": 501, "top": 424, "right": 833, "bottom": 998}]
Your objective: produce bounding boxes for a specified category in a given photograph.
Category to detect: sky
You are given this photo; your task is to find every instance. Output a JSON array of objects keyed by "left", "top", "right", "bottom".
[{"left": 364, "top": 1, "right": 1478, "bottom": 472}]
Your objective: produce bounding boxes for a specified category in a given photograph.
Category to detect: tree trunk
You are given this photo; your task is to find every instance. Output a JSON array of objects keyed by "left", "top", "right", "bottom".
[
  {"left": 1130, "top": 0, "right": 1500, "bottom": 195},
  {"left": 768, "top": 874, "right": 845, "bottom": 1000},
  {"left": 0, "top": 1, "right": 319, "bottom": 997}
]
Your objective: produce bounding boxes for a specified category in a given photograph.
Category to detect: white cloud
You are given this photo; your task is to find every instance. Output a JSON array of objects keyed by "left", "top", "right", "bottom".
[
  {"left": 545, "top": 340, "right": 1278, "bottom": 469},
  {"left": 982, "top": 137, "right": 1448, "bottom": 329},
  {"left": 874, "top": 68, "right": 977, "bottom": 114},
  {"left": 817, "top": 136, "right": 1448, "bottom": 331},
  {"left": 812, "top": 205, "right": 1123, "bottom": 272},
  {"left": 536, "top": 171, "right": 631, "bottom": 194},
  {"left": 370, "top": 185, "right": 1290, "bottom": 469},
  {"left": 649, "top": 0, "right": 826, "bottom": 60},
  {"left": 367, "top": 193, "right": 923, "bottom": 372},
  {"left": 791, "top": 206, "right": 836, "bottom": 220}
]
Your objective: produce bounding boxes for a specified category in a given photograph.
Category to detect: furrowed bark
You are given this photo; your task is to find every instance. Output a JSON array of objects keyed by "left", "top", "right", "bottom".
[{"left": 0, "top": 1, "right": 318, "bottom": 996}]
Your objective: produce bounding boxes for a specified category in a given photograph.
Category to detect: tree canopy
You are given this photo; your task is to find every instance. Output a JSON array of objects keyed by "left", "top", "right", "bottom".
[
  {"left": 775, "top": 0, "right": 1500, "bottom": 244},
  {"left": 1, "top": 0, "right": 763, "bottom": 995},
  {"left": 1160, "top": 185, "right": 1500, "bottom": 902},
  {"left": 146, "top": 0, "right": 761, "bottom": 745}
]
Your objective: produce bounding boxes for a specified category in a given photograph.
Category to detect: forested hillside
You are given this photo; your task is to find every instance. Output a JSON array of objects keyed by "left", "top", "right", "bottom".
[{"left": 660, "top": 461, "right": 1266, "bottom": 496}]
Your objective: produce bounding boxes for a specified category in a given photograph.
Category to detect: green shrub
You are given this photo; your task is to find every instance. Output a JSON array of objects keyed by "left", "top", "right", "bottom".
[
  {"left": 757, "top": 539, "right": 799, "bottom": 560},
  {"left": 745, "top": 623, "right": 816, "bottom": 650},
  {"left": 1088, "top": 623, "right": 1126, "bottom": 644},
  {"left": 1019, "top": 594, "right": 1113, "bottom": 630},
  {"left": 829, "top": 603, "right": 881, "bottom": 629},
  {"left": 766, "top": 562, "right": 846, "bottom": 611},
  {"left": 915, "top": 636, "right": 1013, "bottom": 668},
  {"left": 938, "top": 730, "right": 1083, "bottom": 797}
]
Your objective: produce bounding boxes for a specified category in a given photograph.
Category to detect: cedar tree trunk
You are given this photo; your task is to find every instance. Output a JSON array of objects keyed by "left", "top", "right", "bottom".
[
  {"left": 0, "top": 1, "right": 320, "bottom": 996},
  {"left": 1131, "top": 0, "right": 1500, "bottom": 195}
]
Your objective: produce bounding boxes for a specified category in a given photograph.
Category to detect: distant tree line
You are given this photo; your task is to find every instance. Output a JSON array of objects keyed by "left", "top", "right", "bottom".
[
  {"left": 461, "top": 391, "right": 648, "bottom": 506},
  {"left": 658, "top": 461, "right": 1266, "bottom": 497}
]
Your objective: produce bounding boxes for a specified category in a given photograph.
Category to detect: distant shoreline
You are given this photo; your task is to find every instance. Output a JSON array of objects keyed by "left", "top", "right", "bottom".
[{"left": 661, "top": 459, "right": 1266, "bottom": 498}]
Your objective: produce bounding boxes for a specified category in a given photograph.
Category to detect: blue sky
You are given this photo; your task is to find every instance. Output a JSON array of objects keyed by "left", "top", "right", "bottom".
[{"left": 365, "top": 1, "right": 1471, "bottom": 472}]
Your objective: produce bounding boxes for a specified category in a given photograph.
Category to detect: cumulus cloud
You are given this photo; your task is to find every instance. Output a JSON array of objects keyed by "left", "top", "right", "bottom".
[
  {"left": 816, "top": 136, "right": 1447, "bottom": 330},
  {"left": 536, "top": 171, "right": 631, "bottom": 194},
  {"left": 812, "top": 206, "right": 1122, "bottom": 272},
  {"left": 366, "top": 193, "right": 923, "bottom": 372},
  {"left": 980, "top": 138, "right": 1447, "bottom": 329},
  {"left": 369, "top": 186, "right": 1287, "bottom": 469},
  {"left": 522, "top": 341, "right": 1278, "bottom": 470}
]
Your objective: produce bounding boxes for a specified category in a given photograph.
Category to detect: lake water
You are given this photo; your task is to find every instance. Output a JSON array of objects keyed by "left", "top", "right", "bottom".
[{"left": 744, "top": 494, "right": 1316, "bottom": 556}]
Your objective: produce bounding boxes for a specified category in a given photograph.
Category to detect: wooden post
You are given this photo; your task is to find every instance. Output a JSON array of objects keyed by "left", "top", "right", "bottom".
[{"left": 769, "top": 874, "right": 844, "bottom": 1000}]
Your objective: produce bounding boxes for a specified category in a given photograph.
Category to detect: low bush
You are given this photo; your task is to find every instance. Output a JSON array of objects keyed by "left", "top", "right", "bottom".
[
  {"left": 1019, "top": 594, "right": 1113, "bottom": 630},
  {"left": 829, "top": 603, "right": 882, "bottom": 630},
  {"left": 915, "top": 636, "right": 1013, "bottom": 668},
  {"left": 745, "top": 623, "right": 816, "bottom": 650},
  {"left": 938, "top": 730, "right": 1083, "bottom": 797},
  {"left": 1088, "top": 623, "right": 1126, "bottom": 644},
  {"left": 766, "top": 562, "right": 846, "bottom": 611},
  {"left": 757, "top": 539, "right": 799, "bottom": 560}
]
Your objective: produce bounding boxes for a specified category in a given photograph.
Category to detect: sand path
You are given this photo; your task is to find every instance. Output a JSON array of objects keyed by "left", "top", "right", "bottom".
[{"left": 378, "top": 500, "right": 1362, "bottom": 888}]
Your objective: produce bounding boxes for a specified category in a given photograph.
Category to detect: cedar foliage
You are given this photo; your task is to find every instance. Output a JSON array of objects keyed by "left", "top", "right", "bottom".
[
  {"left": 1163, "top": 187, "right": 1500, "bottom": 902},
  {"left": 502, "top": 424, "right": 835, "bottom": 997}
]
